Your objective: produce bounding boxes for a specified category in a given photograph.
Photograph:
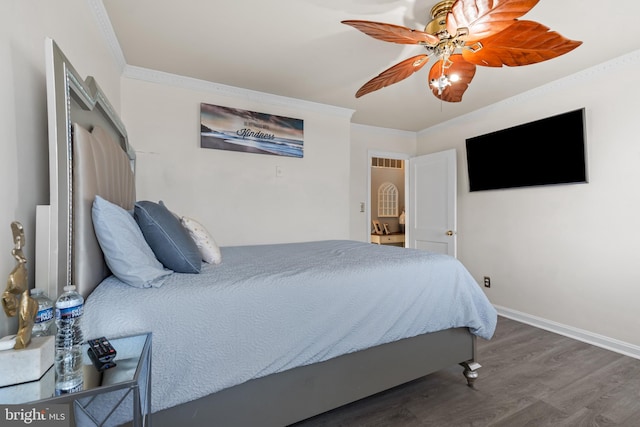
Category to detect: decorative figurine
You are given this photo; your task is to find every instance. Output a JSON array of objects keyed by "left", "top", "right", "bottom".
[
  {"left": 2, "top": 221, "right": 37, "bottom": 349},
  {"left": 15, "top": 289, "right": 37, "bottom": 349}
]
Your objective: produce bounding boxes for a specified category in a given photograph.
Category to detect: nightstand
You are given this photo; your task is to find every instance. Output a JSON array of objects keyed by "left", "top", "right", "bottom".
[
  {"left": 371, "top": 233, "right": 405, "bottom": 246},
  {"left": 0, "top": 333, "right": 152, "bottom": 427}
]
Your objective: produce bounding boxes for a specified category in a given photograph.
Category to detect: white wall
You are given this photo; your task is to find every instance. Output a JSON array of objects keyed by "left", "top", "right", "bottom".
[
  {"left": 416, "top": 51, "right": 640, "bottom": 348},
  {"left": 120, "top": 71, "right": 353, "bottom": 246},
  {"left": 349, "top": 125, "right": 416, "bottom": 242},
  {"left": 0, "top": 0, "right": 122, "bottom": 338}
]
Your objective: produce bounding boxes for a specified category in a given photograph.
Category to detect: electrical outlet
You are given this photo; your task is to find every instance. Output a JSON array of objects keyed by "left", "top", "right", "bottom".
[{"left": 483, "top": 276, "right": 491, "bottom": 288}]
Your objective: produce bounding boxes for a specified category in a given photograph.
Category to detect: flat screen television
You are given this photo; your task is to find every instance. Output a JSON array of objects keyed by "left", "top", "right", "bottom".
[{"left": 465, "top": 108, "right": 587, "bottom": 192}]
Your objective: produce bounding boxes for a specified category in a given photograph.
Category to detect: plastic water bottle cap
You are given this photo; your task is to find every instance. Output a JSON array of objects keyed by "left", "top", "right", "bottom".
[{"left": 63, "top": 285, "right": 76, "bottom": 292}]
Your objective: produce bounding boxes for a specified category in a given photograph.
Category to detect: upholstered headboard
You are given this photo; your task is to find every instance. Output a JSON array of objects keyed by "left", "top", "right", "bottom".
[
  {"left": 71, "top": 124, "right": 136, "bottom": 298},
  {"left": 38, "top": 38, "right": 136, "bottom": 300}
]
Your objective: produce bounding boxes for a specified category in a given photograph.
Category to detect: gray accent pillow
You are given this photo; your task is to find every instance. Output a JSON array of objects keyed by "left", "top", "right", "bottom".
[
  {"left": 134, "top": 200, "right": 202, "bottom": 273},
  {"left": 92, "top": 196, "right": 172, "bottom": 288}
]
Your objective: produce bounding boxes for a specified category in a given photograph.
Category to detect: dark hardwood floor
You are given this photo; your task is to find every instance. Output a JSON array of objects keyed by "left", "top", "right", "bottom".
[{"left": 293, "top": 316, "right": 640, "bottom": 426}]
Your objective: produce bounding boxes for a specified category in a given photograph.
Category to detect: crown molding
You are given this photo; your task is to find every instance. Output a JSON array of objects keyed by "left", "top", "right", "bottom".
[
  {"left": 86, "top": 0, "right": 126, "bottom": 72},
  {"left": 123, "top": 65, "right": 355, "bottom": 119},
  {"left": 418, "top": 48, "right": 640, "bottom": 136},
  {"left": 351, "top": 123, "right": 417, "bottom": 139},
  {"left": 89, "top": 0, "right": 353, "bottom": 119}
]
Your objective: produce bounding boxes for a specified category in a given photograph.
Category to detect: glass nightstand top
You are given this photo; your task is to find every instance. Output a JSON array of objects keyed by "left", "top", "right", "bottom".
[{"left": 0, "top": 333, "right": 151, "bottom": 405}]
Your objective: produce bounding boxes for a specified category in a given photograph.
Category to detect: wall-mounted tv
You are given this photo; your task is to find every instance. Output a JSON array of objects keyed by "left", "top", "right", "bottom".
[{"left": 465, "top": 108, "right": 587, "bottom": 192}]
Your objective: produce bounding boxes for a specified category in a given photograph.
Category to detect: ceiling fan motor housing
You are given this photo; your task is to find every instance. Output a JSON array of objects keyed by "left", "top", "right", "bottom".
[{"left": 425, "top": 0, "right": 455, "bottom": 35}]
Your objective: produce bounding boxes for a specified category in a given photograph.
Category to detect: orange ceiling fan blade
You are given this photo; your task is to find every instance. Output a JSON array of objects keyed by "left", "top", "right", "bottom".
[
  {"left": 355, "top": 55, "right": 430, "bottom": 98},
  {"left": 447, "top": 0, "right": 540, "bottom": 41},
  {"left": 341, "top": 20, "right": 440, "bottom": 46},
  {"left": 462, "top": 20, "right": 582, "bottom": 67},
  {"left": 428, "top": 54, "right": 476, "bottom": 102}
]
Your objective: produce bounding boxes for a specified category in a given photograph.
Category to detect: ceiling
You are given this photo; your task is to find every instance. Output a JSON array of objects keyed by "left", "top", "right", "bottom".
[{"left": 101, "top": 0, "right": 640, "bottom": 132}]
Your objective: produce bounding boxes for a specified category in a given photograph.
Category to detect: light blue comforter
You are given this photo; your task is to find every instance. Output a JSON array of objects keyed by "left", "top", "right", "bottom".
[{"left": 83, "top": 240, "right": 497, "bottom": 412}]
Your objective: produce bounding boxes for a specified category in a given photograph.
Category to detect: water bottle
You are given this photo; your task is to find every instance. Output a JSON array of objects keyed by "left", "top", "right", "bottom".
[
  {"left": 30, "top": 288, "right": 54, "bottom": 337},
  {"left": 54, "top": 285, "right": 84, "bottom": 394}
]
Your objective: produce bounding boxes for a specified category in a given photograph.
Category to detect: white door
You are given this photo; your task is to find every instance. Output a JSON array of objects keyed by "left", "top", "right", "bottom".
[{"left": 408, "top": 149, "right": 457, "bottom": 257}]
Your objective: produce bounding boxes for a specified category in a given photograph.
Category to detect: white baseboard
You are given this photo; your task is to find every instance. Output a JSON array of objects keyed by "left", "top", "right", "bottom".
[{"left": 494, "top": 305, "right": 640, "bottom": 360}]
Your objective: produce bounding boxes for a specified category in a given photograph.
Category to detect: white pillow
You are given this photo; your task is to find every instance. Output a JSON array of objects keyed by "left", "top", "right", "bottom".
[
  {"left": 180, "top": 216, "right": 222, "bottom": 264},
  {"left": 92, "top": 196, "right": 172, "bottom": 287}
]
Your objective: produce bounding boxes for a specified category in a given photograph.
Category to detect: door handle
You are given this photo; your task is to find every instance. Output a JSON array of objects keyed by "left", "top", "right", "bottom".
[{"left": 446, "top": 230, "right": 454, "bottom": 236}]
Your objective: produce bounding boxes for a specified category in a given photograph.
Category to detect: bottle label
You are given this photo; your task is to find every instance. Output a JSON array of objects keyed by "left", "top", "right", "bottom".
[
  {"left": 55, "top": 381, "right": 84, "bottom": 395},
  {"left": 55, "top": 303, "right": 84, "bottom": 320},
  {"left": 36, "top": 307, "right": 54, "bottom": 324}
]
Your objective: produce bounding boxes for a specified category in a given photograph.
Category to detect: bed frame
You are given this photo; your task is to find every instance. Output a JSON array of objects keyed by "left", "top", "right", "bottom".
[{"left": 38, "top": 38, "right": 481, "bottom": 427}]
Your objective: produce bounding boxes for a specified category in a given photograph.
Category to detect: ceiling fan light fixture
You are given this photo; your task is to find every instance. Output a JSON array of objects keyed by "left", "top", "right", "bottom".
[{"left": 430, "top": 74, "right": 451, "bottom": 95}]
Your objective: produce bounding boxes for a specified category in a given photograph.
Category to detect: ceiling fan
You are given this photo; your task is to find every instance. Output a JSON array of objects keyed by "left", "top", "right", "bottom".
[{"left": 342, "top": 0, "right": 582, "bottom": 102}]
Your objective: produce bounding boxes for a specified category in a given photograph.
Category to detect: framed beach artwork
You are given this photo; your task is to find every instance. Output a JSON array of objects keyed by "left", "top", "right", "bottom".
[{"left": 200, "top": 103, "right": 304, "bottom": 158}]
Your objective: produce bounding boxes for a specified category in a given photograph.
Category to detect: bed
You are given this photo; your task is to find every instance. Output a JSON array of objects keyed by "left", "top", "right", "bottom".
[{"left": 38, "top": 38, "right": 497, "bottom": 426}]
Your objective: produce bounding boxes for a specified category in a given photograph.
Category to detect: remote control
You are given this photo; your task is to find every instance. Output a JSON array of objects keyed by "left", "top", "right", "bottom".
[{"left": 87, "top": 337, "right": 117, "bottom": 371}]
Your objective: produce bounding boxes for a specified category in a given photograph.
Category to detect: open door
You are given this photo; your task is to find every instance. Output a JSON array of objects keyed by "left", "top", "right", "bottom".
[{"left": 407, "top": 149, "right": 457, "bottom": 257}]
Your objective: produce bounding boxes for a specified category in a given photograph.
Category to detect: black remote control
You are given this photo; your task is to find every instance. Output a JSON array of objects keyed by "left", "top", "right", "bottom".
[{"left": 87, "top": 337, "right": 117, "bottom": 371}]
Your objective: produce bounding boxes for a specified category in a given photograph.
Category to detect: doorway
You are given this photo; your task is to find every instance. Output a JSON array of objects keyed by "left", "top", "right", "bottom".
[
  {"left": 367, "top": 149, "right": 458, "bottom": 256},
  {"left": 368, "top": 151, "right": 409, "bottom": 247}
]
